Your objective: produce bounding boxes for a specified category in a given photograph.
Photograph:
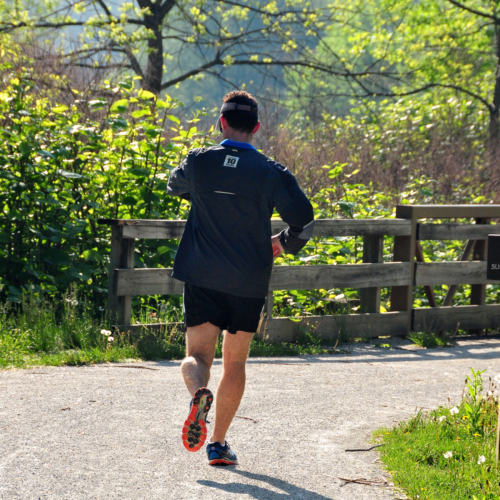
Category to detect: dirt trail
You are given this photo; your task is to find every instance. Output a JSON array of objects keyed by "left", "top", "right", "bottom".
[{"left": 1, "top": 337, "right": 499, "bottom": 499}]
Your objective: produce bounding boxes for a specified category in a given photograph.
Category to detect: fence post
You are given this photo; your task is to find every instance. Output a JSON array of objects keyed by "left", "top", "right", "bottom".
[
  {"left": 390, "top": 205, "right": 418, "bottom": 334},
  {"left": 264, "top": 291, "right": 274, "bottom": 317},
  {"left": 107, "top": 223, "right": 135, "bottom": 326},
  {"left": 470, "top": 218, "right": 489, "bottom": 335},
  {"left": 359, "top": 235, "right": 383, "bottom": 313}
]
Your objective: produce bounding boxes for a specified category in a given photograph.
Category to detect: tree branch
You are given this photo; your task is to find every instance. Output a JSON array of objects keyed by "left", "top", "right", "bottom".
[
  {"left": 160, "top": 54, "right": 222, "bottom": 89},
  {"left": 445, "top": 0, "right": 496, "bottom": 21}
]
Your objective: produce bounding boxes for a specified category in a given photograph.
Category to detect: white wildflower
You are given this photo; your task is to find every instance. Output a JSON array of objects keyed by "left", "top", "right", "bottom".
[
  {"left": 493, "top": 374, "right": 500, "bottom": 383},
  {"left": 438, "top": 416, "right": 446, "bottom": 422},
  {"left": 443, "top": 451, "right": 453, "bottom": 459},
  {"left": 101, "top": 329, "right": 111, "bottom": 336},
  {"left": 487, "top": 391, "right": 493, "bottom": 397},
  {"left": 477, "top": 455, "right": 486, "bottom": 465},
  {"left": 450, "top": 406, "right": 459, "bottom": 415},
  {"left": 107, "top": 336, "right": 114, "bottom": 342}
]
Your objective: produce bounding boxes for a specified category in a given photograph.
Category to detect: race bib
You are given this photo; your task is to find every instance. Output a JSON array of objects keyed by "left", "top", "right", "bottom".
[{"left": 223, "top": 155, "right": 239, "bottom": 168}]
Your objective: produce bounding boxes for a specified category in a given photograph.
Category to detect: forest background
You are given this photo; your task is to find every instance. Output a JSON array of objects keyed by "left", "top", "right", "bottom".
[{"left": 1, "top": 0, "right": 500, "bottom": 360}]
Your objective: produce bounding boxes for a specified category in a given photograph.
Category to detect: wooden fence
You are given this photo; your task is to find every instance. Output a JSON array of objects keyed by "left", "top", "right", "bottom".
[{"left": 98, "top": 205, "right": 500, "bottom": 343}]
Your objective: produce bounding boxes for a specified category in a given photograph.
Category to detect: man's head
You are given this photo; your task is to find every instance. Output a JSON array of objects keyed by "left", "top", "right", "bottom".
[{"left": 217, "top": 90, "right": 260, "bottom": 138}]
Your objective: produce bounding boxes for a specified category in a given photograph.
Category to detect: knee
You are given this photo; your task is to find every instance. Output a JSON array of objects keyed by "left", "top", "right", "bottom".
[{"left": 222, "top": 359, "right": 246, "bottom": 376}]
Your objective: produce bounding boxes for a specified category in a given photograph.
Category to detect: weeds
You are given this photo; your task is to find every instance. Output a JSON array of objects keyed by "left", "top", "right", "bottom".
[
  {"left": 409, "top": 330, "right": 452, "bottom": 348},
  {"left": 375, "top": 368, "right": 500, "bottom": 500},
  {"left": 0, "top": 289, "right": 138, "bottom": 368}
]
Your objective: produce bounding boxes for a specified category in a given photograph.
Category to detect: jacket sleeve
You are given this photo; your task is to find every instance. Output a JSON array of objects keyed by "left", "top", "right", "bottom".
[
  {"left": 167, "top": 156, "right": 191, "bottom": 201},
  {"left": 272, "top": 164, "right": 315, "bottom": 255}
]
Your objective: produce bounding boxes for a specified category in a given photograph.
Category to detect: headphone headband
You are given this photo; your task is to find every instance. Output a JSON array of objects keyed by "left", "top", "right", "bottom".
[
  {"left": 216, "top": 101, "right": 259, "bottom": 132},
  {"left": 220, "top": 102, "right": 258, "bottom": 114}
]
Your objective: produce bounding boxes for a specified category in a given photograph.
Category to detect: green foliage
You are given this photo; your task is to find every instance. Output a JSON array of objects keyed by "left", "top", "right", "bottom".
[
  {"left": 0, "top": 73, "right": 214, "bottom": 303},
  {"left": 375, "top": 369, "right": 500, "bottom": 500}
]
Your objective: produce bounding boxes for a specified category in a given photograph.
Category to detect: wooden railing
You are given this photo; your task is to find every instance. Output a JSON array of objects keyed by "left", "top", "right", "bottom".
[{"left": 98, "top": 205, "right": 500, "bottom": 342}]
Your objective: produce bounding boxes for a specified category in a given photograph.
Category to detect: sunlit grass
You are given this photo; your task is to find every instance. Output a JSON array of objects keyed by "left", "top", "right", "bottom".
[{"left": 375, "top": 369, "right": 500, "bottom": 500}]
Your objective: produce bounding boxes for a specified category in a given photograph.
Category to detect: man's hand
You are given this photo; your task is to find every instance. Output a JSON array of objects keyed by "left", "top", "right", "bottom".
[{"left": 271, "top": 235, "right": 284, "bottom": 258}]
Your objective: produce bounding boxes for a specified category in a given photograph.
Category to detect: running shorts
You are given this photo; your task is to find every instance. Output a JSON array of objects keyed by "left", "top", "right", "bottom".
[{"left": 183, "top": 283, "right": 266, "bottom": 334}]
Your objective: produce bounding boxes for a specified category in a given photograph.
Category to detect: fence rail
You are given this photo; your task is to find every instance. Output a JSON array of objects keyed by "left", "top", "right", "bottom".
[{"left": 98, "top": 204, "right": 500, "bottom": 342}]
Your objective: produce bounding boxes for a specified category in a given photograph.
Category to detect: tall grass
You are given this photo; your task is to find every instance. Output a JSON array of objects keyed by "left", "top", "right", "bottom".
[{"left": 0, "top": 288, "right": 137, "bottom": 368}]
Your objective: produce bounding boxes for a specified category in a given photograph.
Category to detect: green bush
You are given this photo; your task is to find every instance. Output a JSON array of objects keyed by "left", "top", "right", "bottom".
[{"left": 0, "top": 73, "right": 214, "bottom": 303}]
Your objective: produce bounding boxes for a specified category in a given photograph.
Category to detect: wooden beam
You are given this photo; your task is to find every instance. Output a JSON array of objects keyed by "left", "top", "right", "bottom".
[
  {"left": 404, "top": 205, "right": 500, "bottom": 219},
  {"left": 116, "top": 322, "right": 185, "bottom": 337},
  {"left": 258, "top": 312, "right": 409, "bottom": 343},
  {"left": 107, "top": 225, "right": 135, "bottom": 325},
  {"left": 269, "top": 263, "right": 411, "bottom": 291},
  {"left": 415, "top": 261, "right": 492, "bottom": 286},
  {"left": 413, "top": 305, "right": 500, "bottom": 332},
  {"left": 470, "top": 218, "right": 489, "bottom": 334},
  {"left": 390, "top": 205, "right": 418, "bottom": 333},
  {"left": 359, "top": 235, "right": 383, "bottom": 313},
  {"left": 418, "top": 224, "right": 497, "bottom": 241},
  {"left": 122, "top": 224, "right": 185, "bottom": 240},
  {"left": 98, "top": 218, "right": 412, "bottom": 239},
  {"left": 415, "top": 241, "right": 438, "bottom": 308},
  {"left": 270, "top": 219, "right": 411, "bottom": 237},
  {"left": 115, "top": 268, "right": 183, "bottom": 296},
  {"left": 115, "top": 263, "right": 412, "bottom": 296}
]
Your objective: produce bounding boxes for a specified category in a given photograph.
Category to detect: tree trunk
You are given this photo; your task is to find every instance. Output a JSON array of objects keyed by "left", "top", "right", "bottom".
[
  {"left": 488, "top": 23, "right": 500, "bottom": 173},
  {"left": 143, "top": 6, "right": 164, "bottom": 94}
]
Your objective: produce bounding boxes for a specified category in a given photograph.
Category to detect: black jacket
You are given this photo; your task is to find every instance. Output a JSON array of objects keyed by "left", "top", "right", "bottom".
[{"left": 167, "top": 143, "right": 314, "bottom": 297}]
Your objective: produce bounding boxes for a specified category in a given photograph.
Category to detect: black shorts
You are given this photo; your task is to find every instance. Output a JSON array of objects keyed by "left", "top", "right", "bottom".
[{"left": 183, "top": 283, "right": 266, "bottom": 334}]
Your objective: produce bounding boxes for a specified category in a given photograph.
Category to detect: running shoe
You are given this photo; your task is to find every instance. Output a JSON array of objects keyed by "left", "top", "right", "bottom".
[
  {"left": 206, "top": 441, "right": 238, "bottom": 466},
  {"left": 182, "top": 387, "right": 213, "bottom": 452}
]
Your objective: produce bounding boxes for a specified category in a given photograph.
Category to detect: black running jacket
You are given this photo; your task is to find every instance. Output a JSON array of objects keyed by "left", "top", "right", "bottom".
[{"left": 167, "top": 142, "right": 314, "bottom": 298}]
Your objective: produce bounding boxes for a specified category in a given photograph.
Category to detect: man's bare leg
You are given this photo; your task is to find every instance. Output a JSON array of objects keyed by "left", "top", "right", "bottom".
[
  {"left": 210, "top": 330, "right": 253, "bottom": 444},
  {"left": 181, "top": 322, "right": 220, "bottom": 396}
]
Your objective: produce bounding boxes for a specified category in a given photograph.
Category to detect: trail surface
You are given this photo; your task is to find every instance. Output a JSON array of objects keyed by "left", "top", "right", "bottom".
[{"left": 1, "top": 337, "right": 499, "bottom": 500}]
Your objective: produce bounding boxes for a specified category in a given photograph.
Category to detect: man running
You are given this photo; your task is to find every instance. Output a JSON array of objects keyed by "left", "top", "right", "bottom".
[{"left": 167, "top": 90, "right": 314, "bottom": 465}]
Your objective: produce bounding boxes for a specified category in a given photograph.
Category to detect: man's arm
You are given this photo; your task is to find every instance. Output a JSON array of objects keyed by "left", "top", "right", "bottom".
[
  {"left": 272, "top": 165, "right": 315, "bottom": 255},
  {"left": 167, "top": 157, "right": 191, "bottom": 200}
]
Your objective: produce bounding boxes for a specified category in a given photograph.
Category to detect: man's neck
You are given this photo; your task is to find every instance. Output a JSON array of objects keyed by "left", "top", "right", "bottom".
[{"left": 222, "top": 130, "right": 253, "bottom": 144}]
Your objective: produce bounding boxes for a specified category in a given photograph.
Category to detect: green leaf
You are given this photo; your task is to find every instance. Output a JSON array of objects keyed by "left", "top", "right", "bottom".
[
  {"left": 339, "top": 201, "right": 356, "bottom": 216},
  {"left": 328, "top": 166, "right": 343, "bottom": 178},
  {"left": 122, "top": 195, "right": 137, "bottom": 205},
  {"left": 137, "top": 89, "right": 156, "bottom": 100},
  {"left": 43, "top": 249, "right": 72, "bottom": 265},
  {"left": 168, "top": 115, "right": 180, "bottom": 125},
  {"left": 420, "top": 188, "right": 433, "bottom": 197},
  {"left": 88, "top": 99, "right": 107, "bottom": 110},
  {"left": 127, "top": 167, "right": 150, "bottom": 177},
  {"left": 56, "top": 169, "right": 84, "bottom": 179},
  {"left": 52, "top": 105, "right": 69, "bottom": 113},
  {"left": 38, "top": 150, "right": 55, "bottom": 160},
  {"left": 110, "top": 99, "right": 129, "bottom": 112},
  {"left": 131, "top": 109, "right": 150, "bottom": 119}
]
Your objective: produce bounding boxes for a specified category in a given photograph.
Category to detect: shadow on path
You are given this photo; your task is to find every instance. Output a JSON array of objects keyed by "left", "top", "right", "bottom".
[{"left": 199, "top": 469, "right": 333, "bottom": 499}]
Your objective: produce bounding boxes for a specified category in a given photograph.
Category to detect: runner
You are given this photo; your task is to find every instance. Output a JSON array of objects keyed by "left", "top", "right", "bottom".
[{"left": 167, "top": 90, "right": 314, "bottom": 465}]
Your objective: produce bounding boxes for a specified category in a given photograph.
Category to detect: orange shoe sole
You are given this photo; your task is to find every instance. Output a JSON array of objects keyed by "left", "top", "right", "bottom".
[{"left": 182, "top": 387, "right": 213, "bottom": 452}]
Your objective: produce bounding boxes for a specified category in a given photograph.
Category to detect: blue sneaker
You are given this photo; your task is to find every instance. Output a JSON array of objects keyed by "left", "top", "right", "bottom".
[
  {"left": 182, "top": 387, "right": 213, "bottom": 452},
  {"left": 206, "top": 441, "right": 238, "bottom": 466}
]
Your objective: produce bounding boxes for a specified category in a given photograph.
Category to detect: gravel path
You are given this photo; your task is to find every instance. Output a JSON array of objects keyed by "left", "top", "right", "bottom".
[{"left": 1, "top": 337, "right": 499, "bottom": 500}]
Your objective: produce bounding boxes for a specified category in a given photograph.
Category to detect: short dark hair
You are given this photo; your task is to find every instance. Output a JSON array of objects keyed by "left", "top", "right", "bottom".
[{"left": 221, "top": 90, "right": 259, "bottom": 134}]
